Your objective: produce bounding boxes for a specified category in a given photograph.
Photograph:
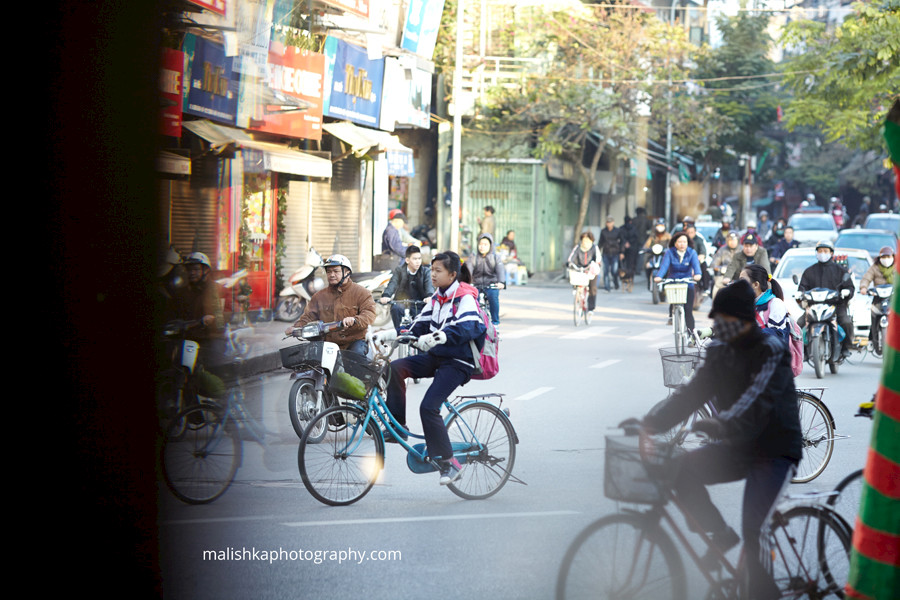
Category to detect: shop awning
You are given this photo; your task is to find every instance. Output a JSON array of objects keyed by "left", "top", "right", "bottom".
[
  {"left": 183, "top": 119, "right": 332, "bottom": 178},
  {"left": 157, "top": 150, "right": 191, "bottom": 176},
  {"left": 323, "top": 121, "right": 415, "bottom": 176},
  {"left": 322, "top": 121, "right": 382, "bottom": 157}
]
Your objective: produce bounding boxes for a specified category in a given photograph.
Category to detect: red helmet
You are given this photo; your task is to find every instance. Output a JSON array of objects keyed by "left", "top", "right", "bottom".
[{"left": 388, "top": 209, "right": 405, "bottom": 221}]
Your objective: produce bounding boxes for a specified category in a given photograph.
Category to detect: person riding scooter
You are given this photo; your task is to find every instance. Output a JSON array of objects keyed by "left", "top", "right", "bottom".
[{"left": 797, "top": 240, "right": 855, "bottom": 359}]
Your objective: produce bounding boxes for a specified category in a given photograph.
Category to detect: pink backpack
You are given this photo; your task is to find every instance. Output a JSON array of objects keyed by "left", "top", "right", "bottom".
[
  {"left": 453, "top": 282, "right": 499, "bottom": 380},
  {"left": 756, "top": 304, "right": 804, "bottom": 377}
]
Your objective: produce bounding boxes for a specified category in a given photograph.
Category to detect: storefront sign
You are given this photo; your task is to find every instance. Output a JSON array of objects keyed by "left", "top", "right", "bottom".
[
  {"left": 160, "top": 48, "right": 184, "bottom": 137},
  {"left": 387, "top": 150, "right": 415, "bottom": 177},
  {"left": 546, "top": 156, "right": 577, "bottom": 182},
  {"left": 186, "top": 0, "right": 227, "bottom": 16},
  {"left": 379, "top": 58, "right": 431, "bottom": 131},
  {"left": 183, "top": 34, "right": 238, "bottom": 125},
  {"left": 248, "top": 43, "right": 325, "bottom": 140},
  {"left": 319, "top": 0, "right": 369, "bottom": 19},
  {"left": 400, "top": 0, "right": 445, "bottom": 59},
  {"left": 323, "top": 37, "right": 384, "bottom": 128}
]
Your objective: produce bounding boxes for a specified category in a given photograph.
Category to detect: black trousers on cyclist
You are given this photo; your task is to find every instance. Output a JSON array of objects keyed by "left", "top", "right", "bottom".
[
  {"left": 386, "top": 354, "right": 473, "bottom": 462},
  {"left": 667, "top": 285, "right": 696, "bottom": 331},
  {"left": 674, "top": 444, "right": 795, "bottom": 600},
  {"left": 587, "top": 276, "right": 597, "bottom": 311}
]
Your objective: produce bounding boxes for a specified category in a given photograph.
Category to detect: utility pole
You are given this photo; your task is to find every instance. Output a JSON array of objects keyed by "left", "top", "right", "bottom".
[
  {"left": 450, "top": 0, "right": 464, "bottom": 253},
  {"left": 664, "top": 0, "right": 677, "bottom": 227}
]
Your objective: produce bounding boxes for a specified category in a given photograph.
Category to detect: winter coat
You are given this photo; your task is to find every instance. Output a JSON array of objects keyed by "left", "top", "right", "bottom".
[
  {"left": 469, "top": 233, "right": 506, "bottom": 288},
  {"left": 656, "top": 246, "right": 701, "bottom": 286},
  {"left": 769, "top": 238, "right": 800, "bottom": 262},
  {"left": 410, "top": 280, "right": 487, "bottom": 367},
  {"left": 797, "top": 260, "right": 855, "bottom": 302},
  {"left": 860, "top": 262, "right": 895, "bottom": 290},
  {"left": 382, "top": 265, "right": 434, "bottom": 302},
  {"left": 567, "top": 244, "right": 599, "bottom": 269},
  {"left": 598, "top": 226, "right": 624, "bottom": 256},
  {"left": 294, "top": 280, "right": 377, "bottom": 350},
  {"left": 644, "top": 325, "right": 802, "bottom": 462},
  {"left": 723, "top": 248, "right": 771, "bottom": 281}
]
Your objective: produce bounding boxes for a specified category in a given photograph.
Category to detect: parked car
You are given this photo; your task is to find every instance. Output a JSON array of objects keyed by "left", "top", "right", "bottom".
[
  {"left": 773, "top": 246, "right": 874, "bottom": 339},
  {"left": 787, "top": 213, "right": 839, "bottom": 247},
  {"left": 834, "top": 229, "right": 898, "bottom": 260},
  {"left": 863, "top": 213, "right": 900, "bottom": 235}
]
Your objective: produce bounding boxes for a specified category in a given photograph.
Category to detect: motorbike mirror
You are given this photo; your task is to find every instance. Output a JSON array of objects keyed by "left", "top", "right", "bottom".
[{"left": 792, "top": 274, "right": 799, "bottom": 285}]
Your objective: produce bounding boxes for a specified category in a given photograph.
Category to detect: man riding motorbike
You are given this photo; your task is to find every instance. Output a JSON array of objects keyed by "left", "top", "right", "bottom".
[
  {"left": 710, "top": 231, "right": 740, "bottom": 299},
  {"left": 797, "top": 240, "right": 855, "bottom": 359},
  {"left": 285, "top": 254, "right": 377, "bottom": 356},
  {"left": 722, "top": 233, "right": 771, "bottom": 284},
  {"left": 643, "top": 218, "right": 671, "bottom": 249},
  {"left": 768, "top": 226, "right": 799, "bottom": 267}
]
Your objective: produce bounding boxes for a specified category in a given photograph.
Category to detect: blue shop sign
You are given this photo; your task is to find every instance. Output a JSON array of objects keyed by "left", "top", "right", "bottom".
[
  {"left": 387, "top": 149, "right": 415, "bottom": 177},
  {"left": 322, "top": 37, "right": 384, "bottom": 128},
  {"left": 400, "top": 0, "right": 445, "bottom": 59},
  {"left": 183, "top": 34, "right": 238, "bottom": 125}
]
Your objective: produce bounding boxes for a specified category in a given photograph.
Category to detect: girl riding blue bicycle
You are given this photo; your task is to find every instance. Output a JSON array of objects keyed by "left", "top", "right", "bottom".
[{"left": 373, "top": 251, "right": 487, "bottom": 485}]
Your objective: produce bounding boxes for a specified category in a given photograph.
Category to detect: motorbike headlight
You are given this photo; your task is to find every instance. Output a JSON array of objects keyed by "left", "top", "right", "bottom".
[
  {"left": 651, "top": 244, "right": 663, "bottom": 254},
  {"left": 810, "top": 290, "right": 830, "bottom": 303},
  {"left": 301, "top": 323, "right": 320, "bottom": 338}
]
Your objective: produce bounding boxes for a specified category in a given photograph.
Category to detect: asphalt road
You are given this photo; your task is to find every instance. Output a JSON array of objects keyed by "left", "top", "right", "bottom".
[{"left": 158, "top": 281, "right": 881, "bottom": 599}]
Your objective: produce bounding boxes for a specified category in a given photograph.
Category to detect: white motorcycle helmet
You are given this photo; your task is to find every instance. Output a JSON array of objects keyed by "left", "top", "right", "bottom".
[
  {"left": 183, "top": 252, "right": 211, "bottom": 269},
  {"left": 323, "top": 254, "right": 353, "bottom": 286}
]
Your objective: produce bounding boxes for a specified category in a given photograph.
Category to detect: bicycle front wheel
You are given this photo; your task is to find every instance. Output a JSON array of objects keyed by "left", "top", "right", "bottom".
[
  {"left": 556, "top": 513, "right": 687, "bottom": 600},
  {"left": 573, "top": 288, "right": 583, "bottom": 326},
  {"left": 673, "top": 306, "right": 685, "bottom": 354},
  {"left": 445, "top": 402, "right": 516, "bottom": 500},
  {"left": 767, "top": 505, "right": 851, "bottom": 598},
  {"left": 793, "top": 393, "right": 835, "bottom": 483},
  {"left": 298, "top": 406, "right": 384, "bottom": 506},
  {"left": 827, "top": 469, "right": 863, "bottom": 535},
  {"left": 161, "top": 404, "right": 241, "bottom": 504}
]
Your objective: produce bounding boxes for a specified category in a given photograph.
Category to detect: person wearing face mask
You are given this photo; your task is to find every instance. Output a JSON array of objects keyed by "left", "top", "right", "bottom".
[
  {"left": 860, "top": 246, "right": 896, "bottom": 295},
  {"left": 654, "top": 231, "right": 703, "bottom": 331},
  {"left": 712, "top": 216, "right": 734, "bottom": 249},
  {"left": 638, "top": 279, "right": 802, "bottom": 600},
  {"left": 797, "top": 240, "right": 855, "bottom": 358},
  {"left": 643, "top": 218, "right": 672, "bottom": 249}
]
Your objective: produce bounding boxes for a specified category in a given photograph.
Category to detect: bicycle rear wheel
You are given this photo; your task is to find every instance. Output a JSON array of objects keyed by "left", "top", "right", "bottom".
[
  {"left": 298, "top": 406, "right": 384, "bottom": 506},
  {"left": 445, "top": 402, "right": 516, "bottom": 500},
  {"left": 556, "top": 513, "right": 687, "bottom": 600},
  {"left": 767, "top": 505, "right": 850, "bottom": 598},
  {"left": 793, "top": 393, "right": 834, "bottom": 483},
  {"left": 161, "top": 404, "right": 241, "bottom": 504}
]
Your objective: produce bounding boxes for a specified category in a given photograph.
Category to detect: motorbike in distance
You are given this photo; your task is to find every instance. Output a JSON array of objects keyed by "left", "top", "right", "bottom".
[
  {"left": 792, "top": 275, "right": 851, "bottom": 379},
  {"left": 275, "top": 247, "right": 326, "bottom": 322},
  {"left": 867, "top": 284, "right": 893, "bottom": 358}
]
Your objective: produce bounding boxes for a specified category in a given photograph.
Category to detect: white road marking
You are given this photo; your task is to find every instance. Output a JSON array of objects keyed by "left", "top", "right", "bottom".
[
  {"left": 515, "top": 386, "right": 554, "bottom": 400},
  {"left": 627, "top": 328, "right": 672, "bottom": 341},
  {"left": 590, "top": 359, "right": 621, "bottom": 370},
  {"left": 282, "top": 510, "right": 580, "bottom": 528},
  {"left": 561, "top": 326, "right": 616, "bottom": 340},
  {"left": 501, "top": 325, "right": 557, "bottom": 339},
  {"left": 649, "top": 340, "right": 673, "bottom": 348}
]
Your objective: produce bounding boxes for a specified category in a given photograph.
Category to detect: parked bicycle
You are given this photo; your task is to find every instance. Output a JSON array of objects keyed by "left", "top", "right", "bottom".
[
  {"left": 825, "top": 400, "right": 874, "bottom": 535},
  {"left": 659, "top": 277, "right": 694, "bottom": 354},
  {"left": 555, "top": 425, "right": 851, "bottom": 599},
  {"left": 296, "top": 333, "right": 523, "bottom": 506},
  {"left": 568, "top": 266, "right": 593, "bottom": 326}
]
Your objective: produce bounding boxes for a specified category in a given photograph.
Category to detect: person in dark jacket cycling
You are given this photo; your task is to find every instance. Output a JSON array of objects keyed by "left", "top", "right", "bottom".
[
  {"left": 467, "top": 233, "right": 506, "bottom": 326},
  {"left": 380, "top": 245, "right": 434, "bottom": 332},
  {"left": 797, "top": 240, "right": 855, "bottom": 358},
  {"left": 640, "top": 280, "right": 802, "bottom": 600},
  {"left": 567, "top": 231, "right": 600, "bottom": 312}
]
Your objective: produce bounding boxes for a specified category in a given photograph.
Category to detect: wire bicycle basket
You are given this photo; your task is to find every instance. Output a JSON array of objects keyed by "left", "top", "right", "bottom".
[
  {"left": 665, "top": 282, "right": 688, "bottom": 305},
  {"left": 659, "top": 347, "right": 703, "bottom": 388},
  {"left": 568, "top": 269, "right": 590, "bottom": 287},
  {"left": 604, "top": 435, "right": 681, "bottom": 504}
]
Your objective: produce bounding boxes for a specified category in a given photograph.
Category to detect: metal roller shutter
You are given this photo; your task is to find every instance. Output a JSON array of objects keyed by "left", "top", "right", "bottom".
[{"left": 168, "top": 178, "right": 219, "bottom": 264}]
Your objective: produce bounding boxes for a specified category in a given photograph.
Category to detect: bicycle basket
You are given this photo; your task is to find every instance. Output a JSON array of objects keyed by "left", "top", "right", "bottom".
[
  {"left": 665, "top": 283, "right": 688, "bottom": 305},
  {"left": 327, "top": 351, "right": 383, "bottom": 400},
  {"left": 659, "top": 347, "right": 703, "bottom": 388},
  {"left": 568, "top": 269, "right": 590, "bottom": 286},
  {"left": 604, "top": 435, "right": 673, "bottom": 504}
]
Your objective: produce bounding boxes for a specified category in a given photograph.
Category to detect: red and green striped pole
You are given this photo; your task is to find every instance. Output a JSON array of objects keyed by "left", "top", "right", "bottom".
[{"left": 845, "top": 109, "right": 900, "bottom": 597}]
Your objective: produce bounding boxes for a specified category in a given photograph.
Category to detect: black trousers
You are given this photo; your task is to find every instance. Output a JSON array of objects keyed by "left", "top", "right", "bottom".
[{"left": 674, "top": 444, "right": 795, "bottom": 600}]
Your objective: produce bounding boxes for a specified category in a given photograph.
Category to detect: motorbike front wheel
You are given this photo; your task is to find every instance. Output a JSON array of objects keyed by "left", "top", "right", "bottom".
[
  {"left": 652, "top": 282, "right": 660, "bottom": 305},
  {"left": 275, "top": 296, "right": 305, "bottom": 322},
  {"left": 289, "top": 378, "right": 329, "bottom": 442},
  {"left": 811, "top": 335, "right": 826, "bottom": 379},
  {"left": 872, "top": 325, "right": 883, "bottom": 358}
]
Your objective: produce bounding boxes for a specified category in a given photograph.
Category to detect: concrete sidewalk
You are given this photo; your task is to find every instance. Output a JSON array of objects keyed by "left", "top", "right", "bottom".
[{"left": 228, "top": 269, "right": 570, "bottom": 378}]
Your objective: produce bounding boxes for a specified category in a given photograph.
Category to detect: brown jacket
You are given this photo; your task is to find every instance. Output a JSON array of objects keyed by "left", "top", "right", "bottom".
[{"left": 293, "top": 281, "right": 377, "bottom": 349}]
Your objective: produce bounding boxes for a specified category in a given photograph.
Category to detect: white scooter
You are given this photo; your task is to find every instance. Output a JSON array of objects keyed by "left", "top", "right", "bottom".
[{"left": 275, "top": 248, "right": 326, "bottom": 322}]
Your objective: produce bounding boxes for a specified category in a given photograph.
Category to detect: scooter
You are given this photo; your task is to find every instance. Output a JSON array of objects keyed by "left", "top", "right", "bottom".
[
  {"left": 793, "top": 286, "right": 851, "bottom": 379},
  {"left": 867, "top": 284, "right": 893, "bottom": 358},
  {"left": 352, "top": 268, "right": 393, "bottom": 328},
  {"left": 642, "top": 243, "right": 666, "bottom": 304},
  {"left": 275, "top": 248, "right": 326, "bottom": 322},
  {"left": 281, "top": 320, "right": 344, "bottom": 442}
]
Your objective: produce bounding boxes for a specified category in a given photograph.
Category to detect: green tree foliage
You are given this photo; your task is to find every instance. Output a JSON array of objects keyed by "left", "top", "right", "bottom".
[
  {"left": 478, "top": 5, "right": 693, "bottom": 236},
  {"left": 781, "top": 0, "right": 900, "bottom": 150},
  {"left": 691, "top": 10, "right": 781, "bottom": 161}
]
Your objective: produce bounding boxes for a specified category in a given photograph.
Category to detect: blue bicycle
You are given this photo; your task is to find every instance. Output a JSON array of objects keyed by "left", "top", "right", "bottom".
[{"left": 297, "top": 335, "right": 521, "bottom": 506}]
